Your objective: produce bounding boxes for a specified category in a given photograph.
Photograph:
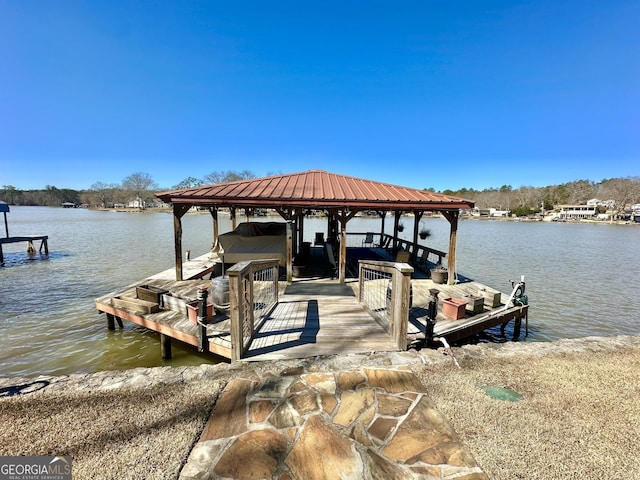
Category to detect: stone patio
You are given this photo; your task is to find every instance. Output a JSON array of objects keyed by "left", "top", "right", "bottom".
[{"left": 179, "top": 364, "right": 487, "bottom": 480}]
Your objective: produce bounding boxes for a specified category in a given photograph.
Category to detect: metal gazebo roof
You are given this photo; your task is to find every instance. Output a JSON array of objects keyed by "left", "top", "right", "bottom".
[{"left": 156, "top": 170, "right": 474, "bottom": 212}]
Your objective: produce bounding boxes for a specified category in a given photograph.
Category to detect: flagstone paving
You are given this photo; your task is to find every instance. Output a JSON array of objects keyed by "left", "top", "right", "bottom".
[{"left": 179, "top": 363, "right": 487, "bottom": 480}]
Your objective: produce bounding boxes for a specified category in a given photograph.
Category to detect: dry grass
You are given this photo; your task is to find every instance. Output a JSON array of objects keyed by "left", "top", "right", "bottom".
[
  {"left": 0, "top": 378, "right": 226, "bottom": 480},
  {"left": 413, "top": 346, "right": 640, "bottom": 479},
  {"left": 2, "top": 342, "right": 640, "bottom": 479}
]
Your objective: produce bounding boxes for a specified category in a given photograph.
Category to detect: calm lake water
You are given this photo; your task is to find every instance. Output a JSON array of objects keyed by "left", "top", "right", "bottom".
[{"left": 1, "top": 206, "right": 638, "bottom": 377}]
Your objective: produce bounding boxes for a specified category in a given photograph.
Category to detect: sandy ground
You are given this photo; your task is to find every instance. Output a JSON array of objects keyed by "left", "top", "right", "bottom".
[{"left": 1, "top": 337, "right": 639, "bottom": 480}]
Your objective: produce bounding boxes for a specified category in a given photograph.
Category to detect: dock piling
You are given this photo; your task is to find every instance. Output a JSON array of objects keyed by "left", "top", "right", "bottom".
[
  {"left": 161, "top": 334, "right": 172, "bottom": 359},
  {"left": 106, "top": 313, "right": 123, "bottom": 330}
]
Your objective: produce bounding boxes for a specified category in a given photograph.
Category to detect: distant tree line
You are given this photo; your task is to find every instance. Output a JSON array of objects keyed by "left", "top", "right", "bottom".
[
  {"left": 2, "top": 172, "right": 638, "bottom": 216},
  {"left": 437, "top": 177, "right": 640, "bottom": 217},
  {"left": 0, "top": 170, "right": 269, "bottom": 209},
  {"left": 0, "top": 185, "right": 83, "bottom": 207}
]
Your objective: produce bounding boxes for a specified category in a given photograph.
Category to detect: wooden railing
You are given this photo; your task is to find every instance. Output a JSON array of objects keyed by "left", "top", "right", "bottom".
[
  {"left": 357, "top": 259, "right": 413, "bottom": 350},
  {"left": 227, "top": 258, "right": 280, "bottom": 360},
  {"left": 345, "top": 232, "right": 447, "bottom": 269}
]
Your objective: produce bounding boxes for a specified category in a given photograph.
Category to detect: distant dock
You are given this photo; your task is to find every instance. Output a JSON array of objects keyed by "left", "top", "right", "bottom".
[
  {"left": 0, "top": 202, "right": 49, "bottom": 265},
  {"left": 0, "top": 235, "right": 49, "bottom": 264}
]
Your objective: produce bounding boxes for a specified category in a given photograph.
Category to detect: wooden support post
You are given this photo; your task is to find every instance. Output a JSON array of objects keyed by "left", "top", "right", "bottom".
[
  {"left": 513, "top": 317, "right": 522, "bottom": 340},
  {"left": 378, "top": 211, "right": 386, "bottom": 248},
  {"left": 230, "top": 207, "right": 237, "bottom": 230},
  {"left": 161, "top": 334, "right": 172, "bottom": 359},
  {"left": 336, "top": 210, "right": 357, "bottom": 283},
  {"left": 338, "top": 227, "right": 346, "bottom": 283},
  {"left": 412, "top": 212, "right": 423, "bottom": 256},
  {"left": 442, "top": 210, "right": 459, "bottom": 285},
  {"left": 172, "top": 204, "right": 191, "bottom": 281},
  {"left": 0, "top": 244, "right": 3, "bottom": 264},
  {"left": 292, "top": 209, "right": 305, "bottom": 259},
  {"left": 229, "top": 269, "right": 244, "bottom": 361},
  {"left": 272, "top": 263, "right": 279, "bottom": 304},
  {"left": 391, "top": 263, "right": 413, "bottom": 350},
  {"left": 393, "top": 211, "right": 401, "bottom": 251},
  {"left": 106, "top": 314, "right": 122, "bottom": 330},
  {"left": 286, "top": 221, "right": 293, "bottom": 283},
  {"left": 209, "top": 207, "right": 219, "bottom": 249}
]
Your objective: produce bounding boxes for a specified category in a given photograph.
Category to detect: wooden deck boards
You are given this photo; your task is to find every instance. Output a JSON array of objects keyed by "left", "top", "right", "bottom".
[
  {"left": 405, "top": 279, "right": 528, "bottom": 342},
  {"left": 148, "top": 252, "right": 219, "bottom": 280},
  {"left": 95, "top": 276, "right": 232, "bottom": 358},
  {"left": 95, "top": 257, "right": 528, "bottom": 362},
  {"left": 243, "top": 293, "right": 396, "bottom": 361}
]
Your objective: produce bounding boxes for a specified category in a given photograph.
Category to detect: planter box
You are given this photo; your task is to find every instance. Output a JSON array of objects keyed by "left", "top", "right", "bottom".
[
  {"left": 465, "top": 295, "right": 485, "bottom": 315},
  {"left": 186, "top": 301, "right": 214, "bottom": 325},
  {"left": 136, "top": 285, "right": 170, "bottom": 306},
  {"left": 442, "top": 297, "right": 468, "bottom": 320},
  {"left": 162, "top": 294, "right": 188, "bottom": 314},
  {"left": 478, "top": 288, "right": 501, "bottom": 308},
  {"left": 111, "top": 296, "right": 159, "bottom": 314}
]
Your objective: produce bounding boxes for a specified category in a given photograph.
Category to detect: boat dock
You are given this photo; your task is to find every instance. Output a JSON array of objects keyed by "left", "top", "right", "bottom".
[
  {"left": 95, "top": 250, "right": 529, "bottom": 363},
  {"left": 0, "top": 202, "right": 49, "bottom": 265},
  {"left": 0, "top": 235, "right": 49, "bottom": 264}
]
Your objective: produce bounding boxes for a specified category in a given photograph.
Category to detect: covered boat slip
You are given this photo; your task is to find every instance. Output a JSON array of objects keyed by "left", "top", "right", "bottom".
[{"left": 94, "top": 170, "right": 528, "bottom": 362}]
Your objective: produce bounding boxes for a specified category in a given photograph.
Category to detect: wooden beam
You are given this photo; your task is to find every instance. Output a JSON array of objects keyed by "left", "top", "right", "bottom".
[
  {"left": 274, "top": 207, "right": 294, "bottom": 221},
  {"left": 442, "top": 210, "right": 459, "bottom": 285}
]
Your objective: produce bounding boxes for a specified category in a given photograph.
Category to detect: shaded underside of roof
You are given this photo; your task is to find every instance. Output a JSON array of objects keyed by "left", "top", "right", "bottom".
[{"left": 156, "top": 170, "right": 474, "bottom": 211}]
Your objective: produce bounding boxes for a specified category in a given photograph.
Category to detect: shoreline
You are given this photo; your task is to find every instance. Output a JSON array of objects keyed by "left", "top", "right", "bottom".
[
  {"left": 2, "top": 334, "right": 639, "bottom": 479},
  {"left": 2, "top": 333, "right": 636, "bottom": 390}
]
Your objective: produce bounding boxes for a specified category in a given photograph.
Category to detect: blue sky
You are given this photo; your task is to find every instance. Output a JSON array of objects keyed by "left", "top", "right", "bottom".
[{"left": 1, "top": 1, "right": 638, "bottom": 192}]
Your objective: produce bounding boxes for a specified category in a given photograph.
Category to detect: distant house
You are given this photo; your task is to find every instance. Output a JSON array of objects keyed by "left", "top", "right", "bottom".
[
  {"left": 127, "top": 198, "right": 145, "bottom": 209},
  {"left": 556, "top": 204, "right": 597, "bottom": 220},
  {"left": 470, "top": 208, "right": 510, "bottom": 217},
  {"left": 489, "top": 209, "right": 511, "bottom": 217},
  {"left": 587, "top": 198, "right": 615, "bottom": 209}
]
